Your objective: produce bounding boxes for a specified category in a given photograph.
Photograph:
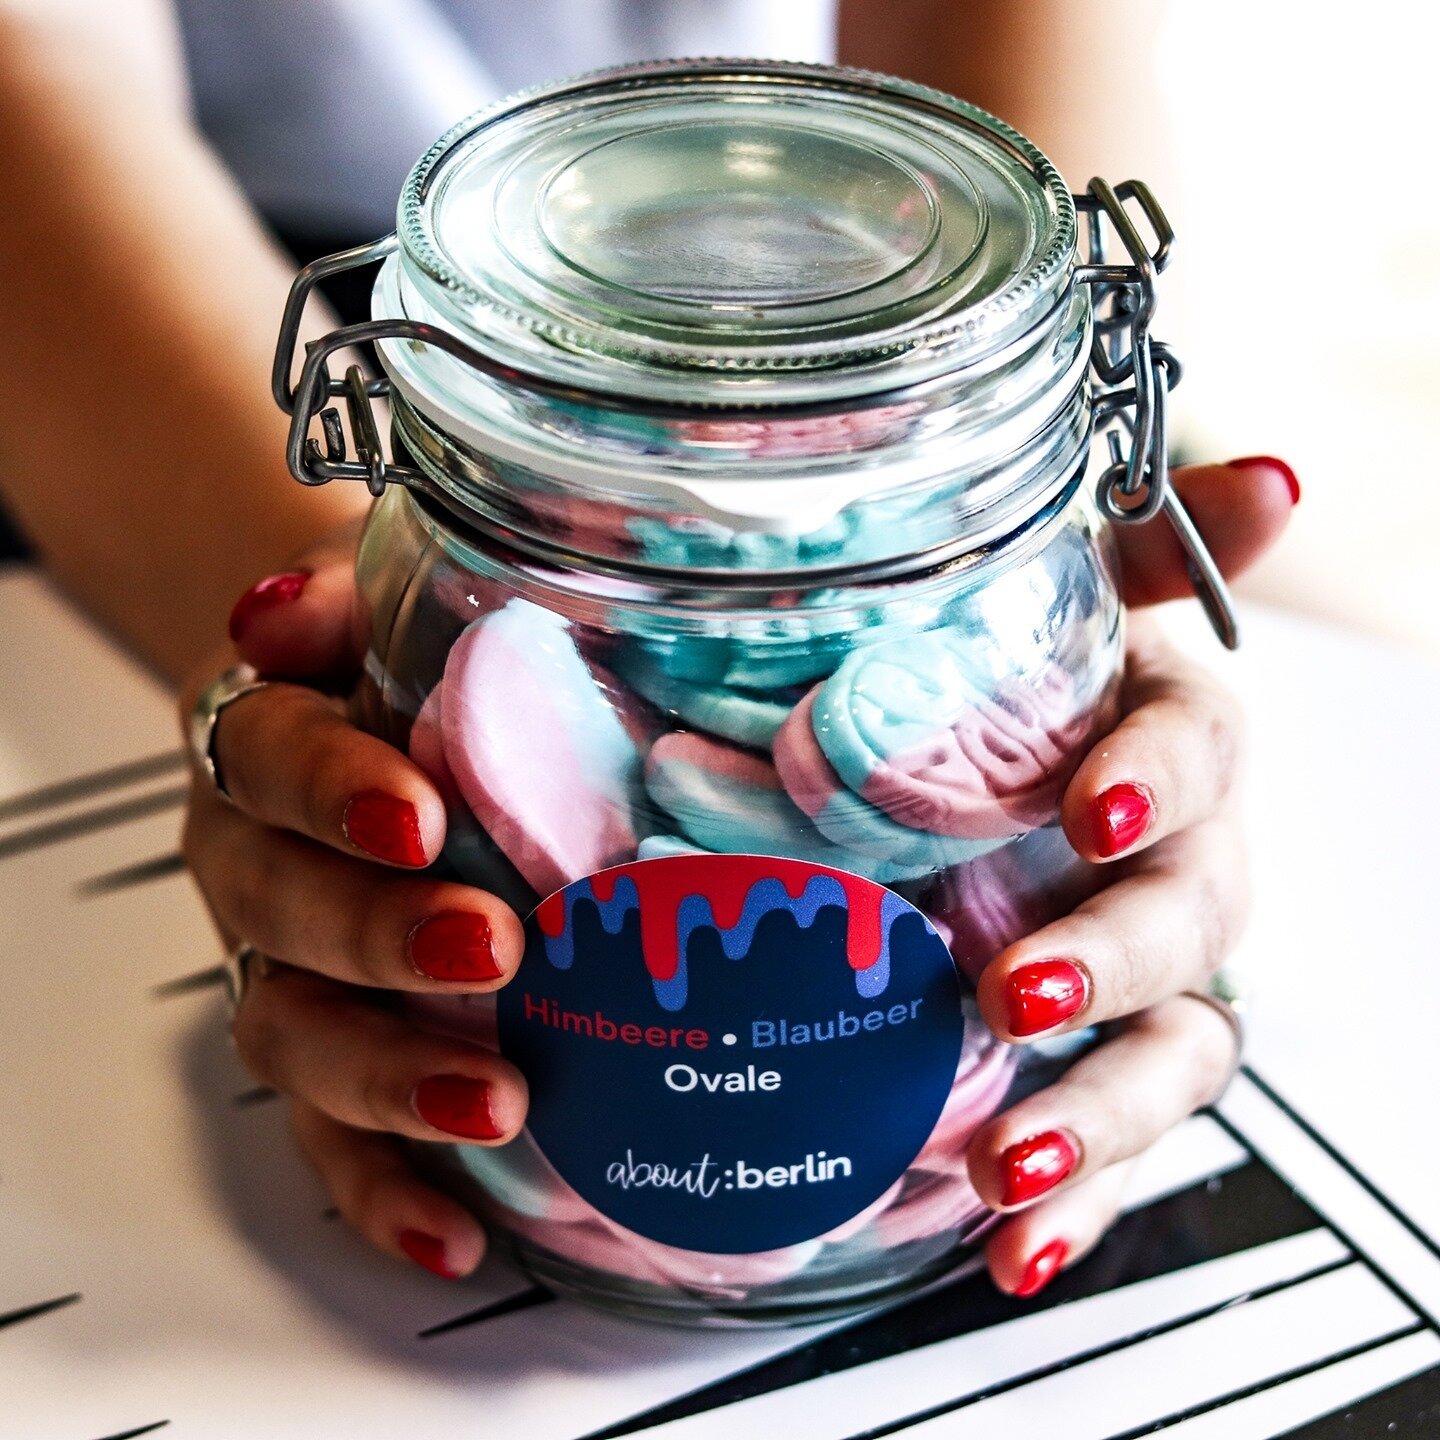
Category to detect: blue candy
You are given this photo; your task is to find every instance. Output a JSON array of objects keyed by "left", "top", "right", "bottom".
[
  {"left": 615, "top": 646, "right": 797, "bottom": 748},
  {"left": 643, "top": 731, "right": 943, "bottom": 884}
]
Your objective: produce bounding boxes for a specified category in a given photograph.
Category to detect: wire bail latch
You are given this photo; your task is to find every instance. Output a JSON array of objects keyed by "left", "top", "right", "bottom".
[
  {"left": 1075, "top": 179, "right": 1239, "bottom": 648},
  {"left": 272, "top": 181, "right": 1241, "bottom": 647}
]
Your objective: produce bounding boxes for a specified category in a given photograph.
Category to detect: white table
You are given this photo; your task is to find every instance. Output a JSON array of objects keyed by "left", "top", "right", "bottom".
[{"left": 3, "top": 567, "right": 1438, "bottom": 1440}]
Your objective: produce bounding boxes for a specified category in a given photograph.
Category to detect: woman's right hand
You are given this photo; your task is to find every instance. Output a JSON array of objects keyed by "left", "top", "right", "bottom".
[{"left": 179, "top": 524, "right": 529, "bottom": 1279}]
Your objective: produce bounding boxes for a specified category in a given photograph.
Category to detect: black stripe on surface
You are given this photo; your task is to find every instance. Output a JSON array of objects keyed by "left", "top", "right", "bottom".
[
  {"left": 0, "top": 785, "right": 187, "bottom": 862},
  {"left": 841, "top": 1260, "right": 1361, "bottom": 1440},
  {"left": 152, "top": 965, "right": 228, "bottom": 999},
  {"left": 418, "top": 1285, "right": 556, "bottom": 1339},
  {"left": 0, "top": 751, "right": 184, "bottom": 822},
  {"left": 586, "top": 1158, "right": 1325, "bottom": 1439},
  {"left": 1274, "top": 1359, "right": 1440, "bottom": 1437},
  {"left": 1209, "top": 1108, "right": 1440, "bottom": 1331},
  {"left": 1106, "top": 1324, "right": 1427, "bottom": 1438},
  {"left": 0, "top": 1292, "right": 80, "bottom": 1331},
  {"left": 90, "top": 1423, "right": 170, "bottom": 1440},
  {"left": 1243, "top": 1066, "right": 1440, "bottom": 1267},
  {"left": 79, "top": 851, "right": 187, "bottom": 897}
]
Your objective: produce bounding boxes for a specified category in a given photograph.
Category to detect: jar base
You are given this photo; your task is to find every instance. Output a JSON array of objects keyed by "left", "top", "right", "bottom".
[{"left": 498, "top": 1230, "right": 987, "bottom": 1329}]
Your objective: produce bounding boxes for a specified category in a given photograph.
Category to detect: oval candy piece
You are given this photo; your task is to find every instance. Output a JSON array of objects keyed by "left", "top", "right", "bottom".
[
  {"left": 408, "top": 684, "right": 539, "bottom": 913},
  {"left": 774, "top": 689, "right": 1008, "bottom": 869},
  {"left": 442, "top": 601, "right": 644, "bottom": 897},
  {"left": 812, "top": 630, "right": 1092, "bottom": 839},
  {"left": 615, "top": 645, "right": 797, "bottom": 749},
  {"left": 644, "top": 731, "right": 939, "bottom": 884}
]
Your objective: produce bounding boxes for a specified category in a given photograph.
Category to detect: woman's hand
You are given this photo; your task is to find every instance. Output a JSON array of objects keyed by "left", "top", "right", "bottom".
[
  {"left": 180, "top": 523, "right": 529, "bottom": 1278},
  {"left": 180, "top": 455, "right": 1298, "bottom": 1289},
  {"left": 970, "top": 454, "right": 1299, "bottom": 1297}
]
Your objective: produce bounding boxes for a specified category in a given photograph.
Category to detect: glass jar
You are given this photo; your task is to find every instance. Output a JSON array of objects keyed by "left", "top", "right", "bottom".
[{"left": 274, "top": 60, "right": 1229, "bottom": 1325}]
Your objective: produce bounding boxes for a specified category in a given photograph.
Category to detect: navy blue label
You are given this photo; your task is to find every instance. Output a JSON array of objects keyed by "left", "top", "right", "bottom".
[{"left": 497, "top": 854, "right": 965, "bottom": 1253}]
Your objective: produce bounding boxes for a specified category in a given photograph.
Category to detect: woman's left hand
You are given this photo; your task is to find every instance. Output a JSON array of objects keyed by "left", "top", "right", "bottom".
[{"left": 967, "top": 454, "right": 1299, "bottom": 1297}]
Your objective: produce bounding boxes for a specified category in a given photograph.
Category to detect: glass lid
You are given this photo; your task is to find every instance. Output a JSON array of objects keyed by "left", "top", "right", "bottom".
[{"left": 392, "top": 60, "right": 1076, "bottom": 405}]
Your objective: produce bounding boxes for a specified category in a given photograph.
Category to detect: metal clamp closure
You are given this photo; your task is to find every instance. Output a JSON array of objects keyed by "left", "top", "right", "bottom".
[
  {"left": 1075, "top": 179, "right": 1239, "bottom": 648},
  {"left": 274, "top": 235, "right": 418, "bottom": 495},
  {"left": 273, "top": 186, "right": 1240, "bottom": 646}
]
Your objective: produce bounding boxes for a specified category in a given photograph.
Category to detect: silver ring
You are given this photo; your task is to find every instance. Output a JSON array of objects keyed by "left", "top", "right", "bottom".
[
  {"left": 1183, "top": 968, "right": 1247, "bottom": 1099},
  {"left": 189, "top": 663, "right": 269, "bottom": 803},
  {"left": 223, "top": 943, "right": 270, "bottom": 1015}
]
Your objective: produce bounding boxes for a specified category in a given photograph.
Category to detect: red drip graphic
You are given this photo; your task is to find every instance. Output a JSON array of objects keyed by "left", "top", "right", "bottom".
[
  {"left": 541, "top": 856, "right": 889, "bottom": 981},
  {"left": 537, "top": 891, "right": 566, "bottom": 939}
]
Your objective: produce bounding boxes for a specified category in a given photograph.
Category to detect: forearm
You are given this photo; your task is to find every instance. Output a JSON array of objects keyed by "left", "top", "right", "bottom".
[
  {"left": 0, "top": 13, "right": 365, "bottom": 685},
  {"left": 837, "top": 0, "right": 1168, "bottom": 190}
]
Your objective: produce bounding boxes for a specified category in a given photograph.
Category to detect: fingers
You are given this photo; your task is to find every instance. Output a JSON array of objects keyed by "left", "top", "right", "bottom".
[
  {"left": 235, "top": 962, "right": 528, "bottom": 1144},
  {"left": 183, "top": 792, "right": 524, "bottom": 989},
  {"left": 208, "top": 678, "right": 446, "bottom": 868},
  {"left": 976, "top": 816, "right": 1249, "bottom": 1041},
  {"left": 1116, "top": 457, "right": 1299, "bottom": 609},
  {"left": 227, "top": 521, "right": 365, "bottom": 678},
  {"left": 967, "top": 994, "right": 1239, "bottom": 1213},
  {"left": 1061, "top": 615, "right": 1245, "bottom": 863},
  {"left": 290, "top": 1100, "right": 485, "bottom": 1278},
  {"left": 986, "top": 1159, "right": 1134, "bottom": 1298}
]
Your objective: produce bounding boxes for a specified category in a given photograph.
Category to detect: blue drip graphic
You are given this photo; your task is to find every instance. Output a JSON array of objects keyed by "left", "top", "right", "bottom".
[
  {"left": 540, "top": 875, "right": 640, "bottom": 972},
  {"left": 541, "top": 870, "right": 921, "bottom": 1011}
]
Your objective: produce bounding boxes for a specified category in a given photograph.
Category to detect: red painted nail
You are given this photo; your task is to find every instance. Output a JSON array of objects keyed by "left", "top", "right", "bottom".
[
  {"left": 1015, "top": 1238, "right": 1070, "bottom": 1298},
  {"left": 343, "top": 790, "right": 427, "bottom": 867},
  {"left": 1227, "top": 454, "right": 1301, "bottom": 506},
  {"left": 1001, "top": 1130, "right": 1079, "bottom": 1206},
  {"left": 227, "top": 570, "right": 311, "bottom": 643},
  {"left": 409, "top": 911, "right": 501, "bottom": 983},
  {"left": 1093, "top": 782, "right": 1154, "bottom": 858},
  {"left": 414, "top": 1074, "right": 503, "bottom": 1140},
  {"left": 1006, "top": 960, "right": 1088, "bottom": 1036},
  {"left": 398, "top": 1229, "right": 458, "bottom": 1278}
]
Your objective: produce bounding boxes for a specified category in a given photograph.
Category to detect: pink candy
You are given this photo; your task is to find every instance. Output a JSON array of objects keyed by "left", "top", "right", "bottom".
[
  {"left": 442, "top": 603, "right": 643, "bottom": 895},
  {"left": 848, "top": 667, "right": 1094, "bottom": 840}
]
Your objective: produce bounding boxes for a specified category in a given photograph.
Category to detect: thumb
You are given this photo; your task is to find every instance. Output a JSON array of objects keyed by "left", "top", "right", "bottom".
[
  {"left": 226, "top": 519, "right": 365, "bottom": 679},
  {"left": 1115, "top": 456, "right": 1300, "bottom": 608}
]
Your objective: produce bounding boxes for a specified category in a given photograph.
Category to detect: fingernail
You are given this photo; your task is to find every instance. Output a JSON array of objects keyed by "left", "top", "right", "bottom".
[
  {"left": 1001, "top": 1129, "right": 1079, "bottom": 1206},
  {"left": 409, "top": 911, "right": 501, "bottom": 983},
  {"left": 414, "top": 1074, "right": 503, "bottom": 1140},
  {"left": 1227, "top": 454, "right": 1301, "bottom": 506},
  {"left": 227, "top": 570, "right": 311, "bottom": 643},
  {"left": 1014, "top": 1238, "right": 1070, "bottom": 1298},
  {"left": 1093, "top": 782, "right": 1153, "bottom": 858},
  {"left": 398, "top": 1229, "right": 458, "bottom": 1278},
  {"left": 1006, "top": 959, "right": 1088, "bottom": 1036},
  {"left": 343, "top": 790, "right": 427, "bottom": 867}
]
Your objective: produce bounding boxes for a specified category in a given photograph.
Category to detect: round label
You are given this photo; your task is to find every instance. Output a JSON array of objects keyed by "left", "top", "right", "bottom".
[{"left": 497, "top": 854, "right": 965, "bottom": 1253}]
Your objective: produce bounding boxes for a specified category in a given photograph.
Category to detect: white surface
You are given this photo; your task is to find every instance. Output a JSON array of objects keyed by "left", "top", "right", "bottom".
[
  {"left": 1158, "top": 1331, "right": 1440, "bottom": 1440},
  {"left": 3, "top": 567, "right": 1439, "bottom": 1438},
  {"left": 904, "top": 1264, "right": 1415, "bottom": 1439},
  {"left": 635, "top": 1228, "right": 1349, "bottom": 1440},
  {"left": 0, "top": 572, "right": 174, "bottom": 799},
  {"left": 1160, "top": 599, "right": 1440, "bottom": 1242}
]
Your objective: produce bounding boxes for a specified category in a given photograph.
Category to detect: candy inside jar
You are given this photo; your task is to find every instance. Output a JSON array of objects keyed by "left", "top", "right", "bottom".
[
  {"left": 368, "top": 477, "right": 1119, "bottom": 1322},
  {"left": 274, "top": 59, "right": 1220, "bottom": 1324}
]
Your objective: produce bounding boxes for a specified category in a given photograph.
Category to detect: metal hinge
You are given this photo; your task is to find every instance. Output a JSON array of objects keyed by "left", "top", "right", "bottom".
[{"left": 1075, "top": 179, "right": 1239, "bottom": 648}]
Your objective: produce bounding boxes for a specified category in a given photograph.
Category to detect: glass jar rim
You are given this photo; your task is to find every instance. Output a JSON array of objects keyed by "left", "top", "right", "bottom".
[
  {"left": 405, "top": 462, "right": 1093, "bottom": 625},
  {"left": 393, "top": 58, "right": 1078, "bottom": 407}
]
